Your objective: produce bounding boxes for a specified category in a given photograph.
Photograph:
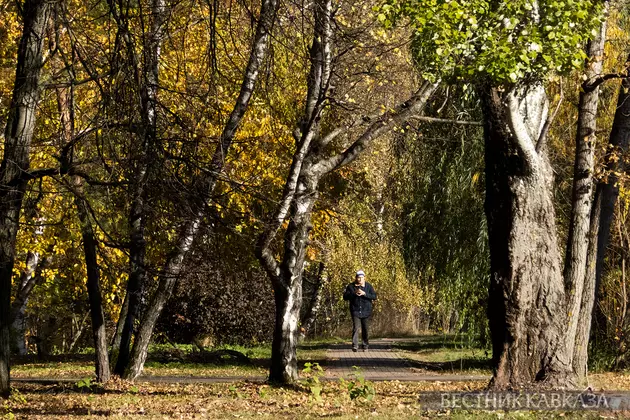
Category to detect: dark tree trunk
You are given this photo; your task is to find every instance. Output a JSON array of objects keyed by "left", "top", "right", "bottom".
[
  {"left": 481, "top": 84, "right": 571, "bottom": 389},
  {"left": 121, "top": 0, "right": 278, "bottom": 380},
  {"left": 114, "top": 0, "right": 167, "bottom": 377},
  {"left": 55, "top": 60, "right": 111, "bottom": 382},
  {"left": 74, "top": 188, "right": 111, "bottom": 382},
  {"left": 0, "top": 0, "right": 51, "bottom": 398}
]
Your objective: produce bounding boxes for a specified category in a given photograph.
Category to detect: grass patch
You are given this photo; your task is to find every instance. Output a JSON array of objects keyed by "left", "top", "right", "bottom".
[
  {"left": 393, "top": 334, "right": 492, "bottom": 375},
  {"left": 10, "top": 339, "right": 334, "bottom": 379}
]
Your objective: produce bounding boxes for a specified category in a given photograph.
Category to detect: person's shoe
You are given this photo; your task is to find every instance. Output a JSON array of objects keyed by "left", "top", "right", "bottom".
[
  {"left": 352, "top": 347, "right": 358, "bottom": 352},
  {"left": 363, "top": 346, "right": 369, "bottom": 352}
]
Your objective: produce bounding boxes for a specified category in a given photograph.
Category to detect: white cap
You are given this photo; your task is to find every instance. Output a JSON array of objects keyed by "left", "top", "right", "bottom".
[{"left": 356, "top": 270, "right": 365, "bottom": 277}]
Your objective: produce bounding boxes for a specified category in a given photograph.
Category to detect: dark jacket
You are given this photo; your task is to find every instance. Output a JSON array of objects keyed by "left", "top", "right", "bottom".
[{"left": 343, "top": 281, "right": 377, "bottom": 319}]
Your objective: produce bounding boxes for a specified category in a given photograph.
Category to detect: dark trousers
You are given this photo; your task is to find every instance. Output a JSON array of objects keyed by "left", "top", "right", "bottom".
[{"left": 352, "top": 315, "right": 369, "bottom": 349}]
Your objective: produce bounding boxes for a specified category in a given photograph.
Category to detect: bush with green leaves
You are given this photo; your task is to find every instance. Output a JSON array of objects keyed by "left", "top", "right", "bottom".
[
  {"left": 378, "top": 0, "right": 602, "bottom": 84},
  {"left": 301, "top": 362, "right": 325, "bottom": 401},
  {"left": 340, "top": 367, "right": 375, "bottom": 401}
]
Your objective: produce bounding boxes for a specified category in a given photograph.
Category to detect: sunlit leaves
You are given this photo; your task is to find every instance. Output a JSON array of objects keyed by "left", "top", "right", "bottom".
[{"left": 377, "top": 0, "right": 603, "bottom": 84}]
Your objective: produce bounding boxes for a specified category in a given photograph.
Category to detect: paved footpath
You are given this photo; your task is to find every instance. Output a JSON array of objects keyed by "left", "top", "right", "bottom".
[
  {"left": 13, "top": 338, "right": 488, "bottom": 384},
  {"left": 324, "top": 338, "right": 487, "bottom": 382}
]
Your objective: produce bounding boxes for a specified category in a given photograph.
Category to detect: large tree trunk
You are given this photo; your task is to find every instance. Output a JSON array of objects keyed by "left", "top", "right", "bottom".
[
  {"left": 114, "top": 0, "right": 167, "bottom": 377},
  {"left": 121, "top": 0, "right": 278, "bottom": 380},
  {"left": 271, "top": 281, "right": 304, "bottom": 383},
  {"left": 256, "top": 0, "right": 439, "bottom": 384},
  {"left": 481, "top": 84, "right": 571, "bottom": 389},
  {"left": 0, "top": 0, "right": 51, "bottom": 398}
]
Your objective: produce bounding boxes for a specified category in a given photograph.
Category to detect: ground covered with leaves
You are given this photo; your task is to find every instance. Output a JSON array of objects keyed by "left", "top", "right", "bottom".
[
  {"left": 5, "top": 337, "right": 630, "bottom": 418},
  {"left": 4, "top": 378, "right": 628, "bottom": 419}
]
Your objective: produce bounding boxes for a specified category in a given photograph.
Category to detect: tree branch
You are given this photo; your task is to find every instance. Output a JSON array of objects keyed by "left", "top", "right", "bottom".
[
  {"left": 505, "top": 86, "right": 542, "bottom": 170},
  {"left": 584, "top": 72, "right": 628, "bottom": 93},
  {"left": 536, "top": 80, "right": 564, "bottom": 153},
  {"left": 310, "top": 80, "right": 440, "bottom": 176},
  {"left": 409, "top": 115, "right": 483, "bottom": 126}
]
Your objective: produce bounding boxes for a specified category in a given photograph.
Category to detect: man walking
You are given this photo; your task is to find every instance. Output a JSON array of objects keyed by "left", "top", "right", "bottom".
[{"left": 343, "top": 270, "right": 377, "bottom": 352}]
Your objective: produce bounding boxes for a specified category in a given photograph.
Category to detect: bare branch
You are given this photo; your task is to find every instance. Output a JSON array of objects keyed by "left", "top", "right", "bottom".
[
  {"left": 310, "top": 80, "right": 440, "bottom": 176},
  {"left": 584, "top": 72, "right": 628, "bottom": 93},
  {"left": 409, "top": 115, "right": 483, "bottom": 126}
]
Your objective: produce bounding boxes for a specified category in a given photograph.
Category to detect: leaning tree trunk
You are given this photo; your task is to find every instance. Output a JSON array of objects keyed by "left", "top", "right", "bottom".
[
  {"left": 121, "top": 0, "right": 278, "bottom": 380},
  {"left": 0, "top": 0, "right": 51, "bottom": 398},
  {"left": 110, "top": 291, "right": 129, "bottom": 354},
  {"left": 123, "top": 219, "right": 199, "bottom": 379},
  {"left": 481, "top": 84, "right": 571, "bottom": 389}
]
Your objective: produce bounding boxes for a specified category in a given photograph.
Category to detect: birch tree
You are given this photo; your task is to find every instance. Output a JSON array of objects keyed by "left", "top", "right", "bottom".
[
  {"left": 121, "top": 0, "right": 279, "bottom": 380},
  {"left": 257, "top": 0, "right": 439, "bottom": 383}
]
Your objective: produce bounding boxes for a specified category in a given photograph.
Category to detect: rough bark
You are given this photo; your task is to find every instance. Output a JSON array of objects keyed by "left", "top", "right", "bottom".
[
  {"left": 268, "top": 171, "right": 319, "bottom": 382},
  {"left": 115, "top": 0, "right": 167, "bottom": 377},
  {"left": 563, "top": 9, "right": 608, "bottom": 382},
  {"left": 574, "top": 60, "right": 630, "bottom": 378},
  {"left": 256, "top": 0, "right": 332, "bottom": 383},
  {"left": 0, "top": 0, "right": 51, "bottom": 398},
  {"left": 121, "top": 0, "right": 278, "bottom": 380},
  {"left": 481, "top": 84, "right": 571, "bottom": 389}
]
